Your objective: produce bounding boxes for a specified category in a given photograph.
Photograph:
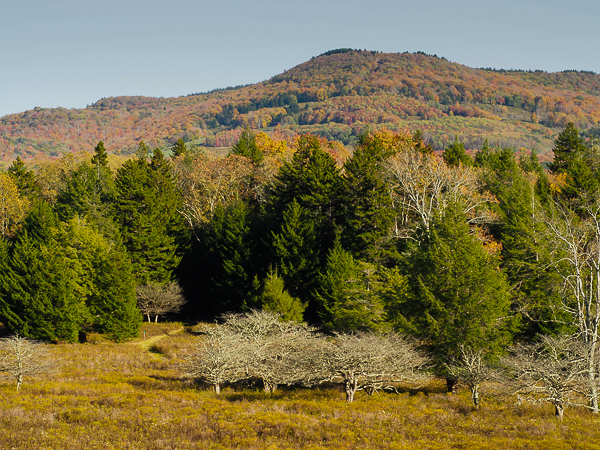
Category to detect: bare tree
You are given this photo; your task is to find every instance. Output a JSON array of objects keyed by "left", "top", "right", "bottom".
[
  {"left": 544, "top": 199, "right": 600, "bottom": 411},
  {"left": 501, "top": 335, "right": 592, "bottom": 421},
  {"left": 182, "top": 324, "right": 249, "bottom": 394},
  {"left": 312, "top": 332, "right": 430, "bottom": 403},
  {"left": 136, "top": 282, "right": 186, "bottom": 322},
  {"left": 445, "top": 345, "right": 496, "bottom": 408},
  {"left": 383, "top": 149, "right": 497, "bottom": 239},
  {"left": 221, "top": 310, "right": 322, "bottom": 393},
  {"left": 0, "top": 335, "right": 55, "bottom": 391}
]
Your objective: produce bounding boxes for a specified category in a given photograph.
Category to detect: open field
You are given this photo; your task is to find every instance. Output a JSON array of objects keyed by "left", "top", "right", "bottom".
[{"left": 1, "top": 323, "right": 600, "bottom": 449}]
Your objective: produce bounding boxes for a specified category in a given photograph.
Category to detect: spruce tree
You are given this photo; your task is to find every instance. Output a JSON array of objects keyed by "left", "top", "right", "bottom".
[
  {"left": 230, "top": 126, "right": 263, "bottom": 165},
  {"left": 259, "top": 268, "right": 305, "bottom": 322},
  {"left": 172, "top": 138, "right": 189, "bottom": 157},
  {"left": 443, "top": 136, "right": 473, "bottom": 167},
  {"left": 339, "top": 135, "right": 395, "bottom": 260},
  {"left": 113, "top": 145, "right": 184, "bottom": 284},
  {"left": 7, "top": 157, "right": 37, "bottom": 197},
  {"left": 393, "top": 202, "right": 515, "bottom": 386}
]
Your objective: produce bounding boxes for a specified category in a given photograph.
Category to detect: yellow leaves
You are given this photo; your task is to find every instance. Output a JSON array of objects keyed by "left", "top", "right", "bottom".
[
  {"left": 360, "top": 127, "right": 414, "bottom": 155},
  {"left": 0, "top": 173, "right": 30, "bottom": 238}
]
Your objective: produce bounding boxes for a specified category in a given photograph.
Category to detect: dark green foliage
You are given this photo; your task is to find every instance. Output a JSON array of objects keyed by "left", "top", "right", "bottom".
[
  {"left": 230, "top": 126, "right": 263, "bottom": 165},
  {"left": 7, "top": 156, "right": 37, "bottom": 197},
  {"left": 271, "top": 200, "right": 319, "bottom": 305},
  {"left": 172, "top": 138, "right": 189, "bottom": 157},
  {"left": 194, "top": 202, "right": 257, "bottom": 315},
  {"left": 113, "top": 146, "right": 185, "bottom": 284},
  {"left": 393, "top": 203, "right": 514, "bottom": 368},
  {"left": 0, "top": 230, "right": 85, "bottom": 342},
  {"left": 339, "top": 135, "right": 395, "bottom": 260},
  {"left": 443, "top": 136, "right": 473, "bottom": 167},
  {"left": 91, "top": 141, "right": 110, "bottom": 168},
  {"left": 550, "top": 122, "right": 587, "bottom": 174},
  {"left": 314, "top": 239, "right": 387, "bottom": 332}
]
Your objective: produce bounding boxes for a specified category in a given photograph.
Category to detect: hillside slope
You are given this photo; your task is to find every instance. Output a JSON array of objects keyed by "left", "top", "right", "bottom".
[{"left": 2, "top": 49, "right": 600, "bottom": 163}]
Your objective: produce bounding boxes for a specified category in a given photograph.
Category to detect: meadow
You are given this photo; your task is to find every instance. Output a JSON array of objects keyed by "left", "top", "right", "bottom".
[{"left": 1, "top": 323, "right": 599, "bottom": 450}]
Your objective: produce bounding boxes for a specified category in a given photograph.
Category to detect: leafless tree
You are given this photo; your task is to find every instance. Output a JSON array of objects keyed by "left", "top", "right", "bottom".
[
  {"left": 136, "top": 282, "right": 186, "bottom": 322},
  {"left": 501, "top": 335, "right": 592, "bottom": 421},
  {"left": 544, "top": 199, "right": 600, "bottom": 411},
  {"left": 445, "top": 345, "right": 496, "bottom": 408},
  {"left": 181, "top": 324, "right": 250, "bottom": 394},
  {"left": 383, "top": 149, "right": 497, "bottom": 239},
  {"left": 312, "top": 332, "right": 430, "bottom": 402},
  {"left": 0, "top": 335, "right": 55, "bottom": 391},
  {"left": 221, "top": 310, "right": 323, "bottom": 393}
]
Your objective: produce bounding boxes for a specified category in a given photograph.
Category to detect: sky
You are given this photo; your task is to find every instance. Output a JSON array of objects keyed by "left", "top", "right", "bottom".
[{"left": 1, "top": 0, "right": 599, "bottom": 118}]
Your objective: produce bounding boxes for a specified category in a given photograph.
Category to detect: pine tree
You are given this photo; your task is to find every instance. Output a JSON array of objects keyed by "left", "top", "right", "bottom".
[
  {"left": 443, "top": 136, "right": 473, "bottom": 167},
  {"left": 550, "top": 122, "right": 587, "bottom": 174},
  {"left": 230, "top": 126, "right": 263, "bottom": 165},
  {"left": 314, "top": 239, "right": 387, "bottom": 332},
  {"left": 259, "top": 268, "right": 305, "bottom": 322},
  {"left": 172, "top": 138, "right": 189, "bottom": 157},
  {"left": 7, "top": 157, "right": 37, "bottom": 197},
  {"left": 339, "top": 136, "right": 395, "bottom": 260},
  {"left": 113, "top": 146, "right": 184, "bottom": 284},
  {"left": 394, "top": 203, "right": 515, "bottom": 381}
]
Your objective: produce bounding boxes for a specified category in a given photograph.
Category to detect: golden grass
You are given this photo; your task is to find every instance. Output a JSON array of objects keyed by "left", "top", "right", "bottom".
[{"left": 1, "top": 324, "right": 600, "bottom": 449}]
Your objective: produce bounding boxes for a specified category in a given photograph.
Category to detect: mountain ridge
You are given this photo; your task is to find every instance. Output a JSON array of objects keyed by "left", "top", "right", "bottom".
[{"left": 2, "top": 49, "right": 600, "bottom": 164}]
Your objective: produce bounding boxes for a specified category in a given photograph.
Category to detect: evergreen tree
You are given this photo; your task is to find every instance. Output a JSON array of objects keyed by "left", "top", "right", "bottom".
[
  {"left": 413, "top": 130, "right": 434, "bottom": 155},
  {"left": 198, "top": 202, "right": 256, "bottom": 315},
  {"left": 393, "top": 203, "right": 514, "bottom": 384},
  {"left": 7, "top": 157, "right": 37, "bottom": 197},
  {"left": 339, "top": 135, "right": 395, "bottom": 260},
  {"left": 172, "top": 138, "right": 189, "bottom": 157},
  {"left": 443, "top": 136, "right": 473, "bottom": 167},
  {"left": 550, "top": 122, "right": 587, "bottom": 174},
  {"left": 91, "top": 141, "right": 110, "bottom": 168},
  {"left": 113, "top": 145, "right": 183, "bottom": 284},
  {"left": 271, "top": 200, "right": 319, "bottom": 306},
  {"left": 230, "top": 126, "right": 263, "bottom": 165},
  {"left": 0, "top": 229, "right": 85, "bottom": 343},
  {"left": 314, "top": 239, "right": 387, "bottom": 332},
  {"left": 259, "top": 267, "right": 305, "bottom": 322}
]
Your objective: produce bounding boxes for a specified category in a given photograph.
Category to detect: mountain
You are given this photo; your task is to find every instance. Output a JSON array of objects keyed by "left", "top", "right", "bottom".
[{"left": 2, "top": 49, "right": 600, "bottom": 164}]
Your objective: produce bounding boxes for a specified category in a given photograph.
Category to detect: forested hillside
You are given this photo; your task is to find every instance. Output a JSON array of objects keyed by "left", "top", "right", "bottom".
[{"left": 2, "top": 49, "right": 600, "bottom": 163}]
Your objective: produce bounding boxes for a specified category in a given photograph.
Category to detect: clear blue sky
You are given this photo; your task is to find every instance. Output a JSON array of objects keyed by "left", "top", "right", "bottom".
[{"left": 1, "top": 0, "right": 598, "bottom": 118}]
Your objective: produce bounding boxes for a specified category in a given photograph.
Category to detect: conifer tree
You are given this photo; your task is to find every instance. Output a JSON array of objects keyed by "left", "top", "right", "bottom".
[
  {"left": 172, "top": 138, "right": 188, "bottom": 157},
  {"left": 339, "top": 135, "right": 395, "bottom": 260},
  {"left": 230, "top": 126, "right": 263, "bottom": 165},
  {"left": 113, "top": 144, "right": 184, "bottom": 284},
  {"left": 7, "top": 157, "right": 37, "bottom": 198},
  {"left": 393, "top": 202, "right": 514, "bottom": 389},
  {"left": 259, "top": 268, "right": 305, "bottom": 322},
  {"left": 315, "top": 239, "right": 387, "bottom": 332},
  {"left": 443, "top": 136, "right": 473, "bottom": 167}
]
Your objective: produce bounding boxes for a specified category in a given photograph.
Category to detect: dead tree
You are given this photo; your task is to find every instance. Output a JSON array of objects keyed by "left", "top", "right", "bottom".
[
  {"left": 136, "top": 282, "right": 186, "bottom": 322},
  {"left": 0, "top": 335, "right": 55, "bottom": 391},
  {"left": 445, "top": 345, "right": 496, "bottom": 408},
  {"left": 182, "top": 324, "right": 249, "bottom": 394},
  {"left": 313, "top": 332, "right": 430, "bottom": 403},
  {"left": 501, "top": 335, "right": 592, "bottom": 421}
]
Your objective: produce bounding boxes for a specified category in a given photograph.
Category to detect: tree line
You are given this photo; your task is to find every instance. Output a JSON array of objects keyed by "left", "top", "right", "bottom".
[{"left": 1, "top": 122, "right": 600, "bottom": 414}]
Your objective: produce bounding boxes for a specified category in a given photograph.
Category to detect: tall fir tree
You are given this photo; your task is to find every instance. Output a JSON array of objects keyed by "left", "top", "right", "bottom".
[
  {"left": 442, "top": 136, "right": 473, "bottom": 167},
  {"left": 7, "top": 156, "right": 37, "bottom": 198}
]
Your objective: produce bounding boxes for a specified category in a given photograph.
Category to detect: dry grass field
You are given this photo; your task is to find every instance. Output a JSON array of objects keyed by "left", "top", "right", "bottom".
[{"left": 1, "top": 323, "right": 600, "bottom": 449}]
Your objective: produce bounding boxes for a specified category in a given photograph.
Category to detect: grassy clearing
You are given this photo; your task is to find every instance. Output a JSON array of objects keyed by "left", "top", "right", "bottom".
[{"left": 1, "top": 323, "right": 600, "bottom": 449}]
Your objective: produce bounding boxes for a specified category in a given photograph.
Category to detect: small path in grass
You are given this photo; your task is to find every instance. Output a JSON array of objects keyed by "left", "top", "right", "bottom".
[{"left": 135, "top": 327, "right": 184, "bottom": 352}]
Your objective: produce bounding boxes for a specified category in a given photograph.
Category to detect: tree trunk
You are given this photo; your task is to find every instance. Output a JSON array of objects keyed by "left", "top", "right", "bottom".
[
  {"left": 446, "top": 377, "right": 458, "bottom": 394},
  {"left": 345, "top": 379, "right": 358, "bottom": 403},
  {"left": 154, "top": 315, "right": 159, "bottom": 323},
  {"left": 263, "top": 380, "right": 277, "bottom": 393},
  {"left": 214, "top": 383, "right": 221, "bottom": 395},
  {"left": 147, "top": 315, "right": 151, "bottom": 323},
  {"left": 470, "top": 385, "right": 480, "bottom": 408},
  {"left": 554, "top": 403, "right": 564, "bottom": 421},
  {"left": 16, "top": 374, "right": 22, "bottom": 392}
]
